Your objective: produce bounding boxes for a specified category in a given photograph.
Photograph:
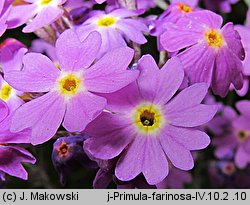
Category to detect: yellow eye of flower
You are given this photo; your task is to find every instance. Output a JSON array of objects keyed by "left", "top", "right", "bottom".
[
  {"left": 41, "top": 0, "right": 52, "bottom": 6},
  {"left": 0, "top": 84, "right": 13, "bottom": 101},
  {"left": 205, "top": 29, "right": 224, "bottom": 48},
  {"left": 58, "top": 73, "right": 82, "bottom": 96},
  {"left": 133, "top": 103, "right": 165, "bottom": 134},
  {"left": 178, "top": 3, "right": 193, "bottom": 13},
  {"left": 97, "top": 16, "right": 117, "bottom": 27}
]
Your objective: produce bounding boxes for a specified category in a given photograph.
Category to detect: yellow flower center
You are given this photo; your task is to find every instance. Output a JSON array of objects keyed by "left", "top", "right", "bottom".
[
  {"left": 133, "top": 103, "right": 164, "bottom": 134},
  {"left": 97, "top": 16, "right": 117, "bottom": 27},
  {"left": 237, "top": 130, "right": 249, "bottom": 143},
  {"left": 41, "top": 0, "right": 52, "bottom": 6},
  {"left": 58, "top": 73, "right": 83, "bottom": 96},
  {"left": 0, "top": 83, "right": 13, "bottom": 101},
  {"left": 205, "top": 29, "right": 224, "bottom": 48},
  {"left": 178, "top": 3, "right": 192, "bottom": 13}
]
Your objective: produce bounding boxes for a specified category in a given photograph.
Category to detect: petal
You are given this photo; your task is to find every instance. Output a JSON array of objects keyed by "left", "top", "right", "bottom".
[
  {"left": 105, "top": 28, "right": 127, "bottom": 48},
  {"left": 76, "top": 24, "right": 97, "bottom": 42},
  {"left": 235, "top": 146, "right": 250, "bottom": 168},
  {"left": 143, "top": 137, "right": 169, "bottom": 185},
  {"left": 0, "top": 130, "right": 31, "bottom": 144},
  {"left": 212, "top": 47, "right": 244, "bottom": 97},
  {"left": 0, "top": 100, "right": 8, "bottom": 122},
  {"left": 4, "top": 53, "right": 59, "bottom": 92},
  {"left": 84, "top": 47, "right": 139, "bottom": 93},
  {"left": 178, "top": 43, "right": 216, "bottom": 84},
  {"left": 186, "top": 10, "right": 223, "bottom": 29},
  {"left": 110, "top": 8, "right": 144, "bottom": 18},
  {"left": 85, "top": 112, "right": 132, "bottom": 137},
  {"left": 62, "top": 92, "right": 107, "bottom": 132},
  {"left": 56, "top": 29, "right": 101, "bottom": 71},
  {"left": 137, "top": 55, "right": 184, "bottom": 104},
  {"left": 93, "top": 169, "right": 113, "bottom": 189},
  {"left": 0, "top": 146, "right": 36, "bottom": 180},
  {"left": 116, "top": 19, "right": 147, "bottom": 44},
  {"left": 160, "top": 133, "right": 194, "bottom": 170},
  {"left": 166, "top": 83, "right": 209, "bottom": 111},
  {"left": 0, "top": 23, "right": 7, "bottom": 37},
  {"left": 84, "top": 126, "right": 134, "bottom": 160},
  {"left": 1, "top": 47, "right": 27, "bottom": 73},
  {"left": 7, "top": 4, "right": 37, "bottom": 29},
  {"left": 236, "top": 100, "right": 250, "bottom": 118},
  {"left": 166, "top": 104, "right": 218, "bottom": 127},
  {"left": 163, "top": 125, "right": 210, "bottom": 150},
  {"left": 99, "top": 82, "right": 141, "bottom": 114},
  {"left": 0, "top": 113, "right": 31, "bottom": 144},
  {"left": 222, "top": 23, "right": 245, "bottom": 61},
  {"left": 160, "top": 22, "right": 202, "bottom": 52},
  {"left": 118, "top": 18, "right": 148, "bottom": 32},
  {"left": 10, "top": 92, "right": 66, "bottom": 145},
  {"left": 115, "top": 136, "right": 146, "bottom": 182},
  {"left": 23, "top": 6, "right": 63, "bottom": 33}
]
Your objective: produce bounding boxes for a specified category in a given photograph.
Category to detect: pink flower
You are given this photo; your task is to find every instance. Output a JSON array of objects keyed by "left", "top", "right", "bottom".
[
  {"left": 5, "top": 29, "right": 139, "bottom": 145},
  {"left": 161, "top": 10, "right": 245, "bottom": 97},
  {"left": 84, "top": 55, "right": 217, "bottom": 185}
]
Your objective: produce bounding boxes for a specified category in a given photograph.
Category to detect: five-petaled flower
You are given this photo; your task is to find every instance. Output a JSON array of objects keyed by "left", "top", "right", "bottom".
[
  {"left": 84, "top": 55, "right": 217, "bottom": 185},
  {"left": 5, "top": 29, "right": 139, "bottom": 145}
]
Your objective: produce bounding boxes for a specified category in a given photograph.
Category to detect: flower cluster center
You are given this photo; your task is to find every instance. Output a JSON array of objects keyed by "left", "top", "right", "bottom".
[
  {"left": 205, "top": 29, "right": 224, "bottom": 48},
  {"left": 140, "top": 110, "right": 156, "bottom": 126},
  {"left": 134, "top": 104, "right": 164, "bottom": 134},
  {"left": 0, "top": 84, "right": 13, "bottom": 101},
  {"left": 58, "top": 73, "right": 82, "bottom": 96},
  {"left": 178, "top": 3, "right": 192, "bottom": 13},
  {"left": 97, "top": 16, "right": 117, "bottom": 27}
]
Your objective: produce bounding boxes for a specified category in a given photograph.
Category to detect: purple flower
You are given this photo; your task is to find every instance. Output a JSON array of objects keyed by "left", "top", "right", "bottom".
[
  {"left": 157, "top": 0, "right": 199, "bottom": 24},
  {"left": 0, "top": 0, "right": 12, "bottom": 36},
  {"left": 52, "top": 134, "right": 97, "bottom": 185},
  {"left": 5, "top": 29, "right": 139, "bottom": 145},
  {"left": 151, "top": 0, "right": 199, "bottom": 51},
  {"left": 161, "top": 10, "right": 245, "bottom": 97},
  {"left": 7, "top": 0, "right": 67, "bottom": 33},
  {"left": 0, "top": 38, "right": 26, "bottom": 73},
  {"left": 0, "top": 145, "right": 36, "bottom": 180},
  {"left": 0, "top": 100, "right": 36, "bottom": 180},
  {"left": 213, "top": 101, "right": 250, "bottom": 169},
  {"left": 76, "top": 8, "right": 148, "bottom": 57},
  {"left": 203, "top": 0, "right": 239, "bottom": 13},
  {"left": 84, "top": 55, "right": 217, "bottom": 185},
  {"left": 0, "top": 39, "right": 27, "bottom": 112}
]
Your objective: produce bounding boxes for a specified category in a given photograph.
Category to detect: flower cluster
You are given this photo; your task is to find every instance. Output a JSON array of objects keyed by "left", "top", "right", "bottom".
[{"left": 0, "top": 0, "right": 249, "bottom": 189}]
